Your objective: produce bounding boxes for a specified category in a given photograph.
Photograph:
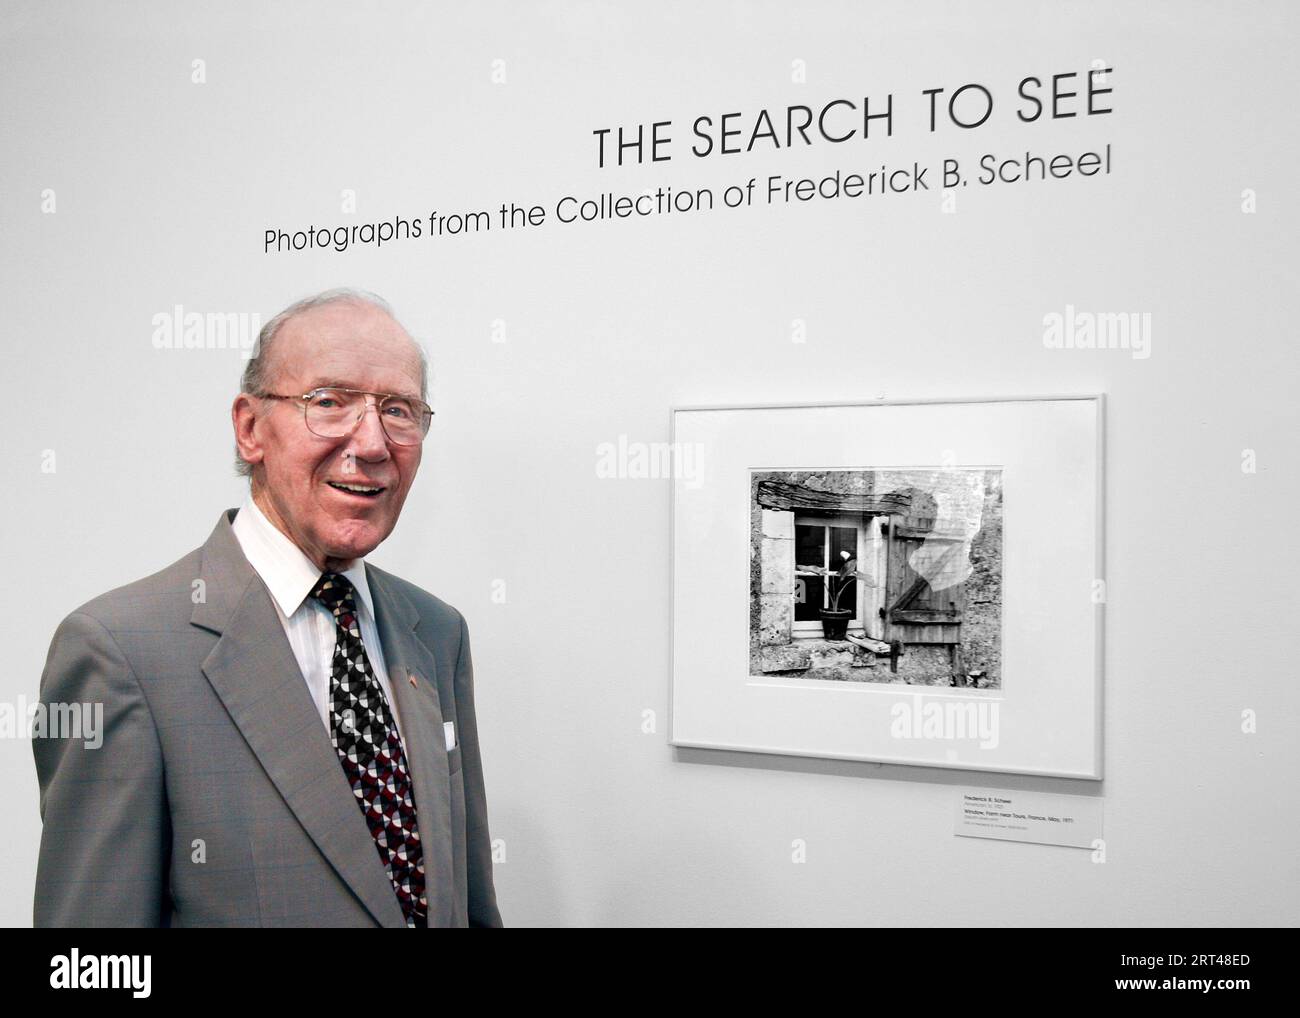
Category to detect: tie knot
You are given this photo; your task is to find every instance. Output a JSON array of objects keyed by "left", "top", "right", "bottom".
[{"left": 311, "top": 572, "right": 357, "bottom": 621}]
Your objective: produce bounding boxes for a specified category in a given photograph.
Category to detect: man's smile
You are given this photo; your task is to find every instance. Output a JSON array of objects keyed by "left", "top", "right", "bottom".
[{"left": 326, "top": 480, "right": 388, "bottom": 499}]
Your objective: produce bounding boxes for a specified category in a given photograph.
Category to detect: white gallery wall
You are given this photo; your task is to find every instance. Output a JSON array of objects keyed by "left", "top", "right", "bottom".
[{"left": 2, "top": 1, "right": 1297, "bottom": 926}]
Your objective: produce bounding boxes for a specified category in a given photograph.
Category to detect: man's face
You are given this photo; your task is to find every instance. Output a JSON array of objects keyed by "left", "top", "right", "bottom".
[{"left": 234, "top": 300, "right": 425, "bottom": 570}]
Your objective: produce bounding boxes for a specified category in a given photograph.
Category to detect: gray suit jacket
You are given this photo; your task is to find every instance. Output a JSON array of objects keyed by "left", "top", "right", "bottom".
[{"left": 32, "top": 509, "right": 503, "bottom": 927}]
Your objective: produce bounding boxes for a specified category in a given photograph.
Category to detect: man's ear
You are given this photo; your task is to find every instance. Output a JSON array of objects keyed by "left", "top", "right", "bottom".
[{"left": 232, "top": 393, "right": 266, "bottom": 469}]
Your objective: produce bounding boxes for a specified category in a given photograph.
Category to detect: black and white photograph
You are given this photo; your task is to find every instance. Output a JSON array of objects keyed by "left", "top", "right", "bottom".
[
  {"left": 672, "top": 396, "right": 1101, "bottom": 779},
  {"left": 750, "top": 467, "right": 1003, "bottom": 687}
]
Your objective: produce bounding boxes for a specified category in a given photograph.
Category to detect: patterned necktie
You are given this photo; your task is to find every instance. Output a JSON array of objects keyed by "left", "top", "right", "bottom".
[{"left": 311, "top": 571, "right": 428, "bottom": 928}]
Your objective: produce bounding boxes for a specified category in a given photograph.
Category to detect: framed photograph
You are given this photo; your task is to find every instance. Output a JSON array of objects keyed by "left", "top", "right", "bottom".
[{"left": 669, "top": 396, "right": 1104, "bottom": 779}]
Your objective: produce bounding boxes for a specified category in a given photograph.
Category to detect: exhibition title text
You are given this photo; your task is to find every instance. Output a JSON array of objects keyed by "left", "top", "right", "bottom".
[{"left": 591, "top": 68, "right": 1113, "bottom": 167}]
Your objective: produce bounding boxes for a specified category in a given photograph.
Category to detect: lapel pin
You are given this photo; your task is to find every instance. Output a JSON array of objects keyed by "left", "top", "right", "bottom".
[{"left": 408, "top": 670, "right": 419, "bottom": 689}]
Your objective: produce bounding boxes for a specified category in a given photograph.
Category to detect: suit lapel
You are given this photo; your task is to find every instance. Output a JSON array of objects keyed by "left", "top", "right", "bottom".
[
  {"left": 192, "top": 510, "right": 407, "bottom": 928},
  {"left": 368, "top": 567, "right": 457, "bottom": 928}
]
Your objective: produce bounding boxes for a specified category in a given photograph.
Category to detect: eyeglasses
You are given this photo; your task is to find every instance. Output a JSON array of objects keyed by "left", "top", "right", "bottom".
[{"left": 259, "top": 387, "right": 433, "bottom": 446}]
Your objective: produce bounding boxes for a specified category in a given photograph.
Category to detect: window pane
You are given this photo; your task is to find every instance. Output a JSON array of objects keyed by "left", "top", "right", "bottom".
[
  {"left": 794, "top": 524, "right": 826, "bottom": 620},
  {"left": 829, "top": 526, "right": 857, "bottom": 616}
]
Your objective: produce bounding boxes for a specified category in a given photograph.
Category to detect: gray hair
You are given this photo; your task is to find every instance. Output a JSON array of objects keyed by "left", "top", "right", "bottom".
[{"left": 234, "top": 287, "right": 428, "bottom": 477}]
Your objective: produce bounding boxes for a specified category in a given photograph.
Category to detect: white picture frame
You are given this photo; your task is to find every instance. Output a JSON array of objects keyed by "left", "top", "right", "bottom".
[{"left": 669, "top": 395, "right": 1105, "bottom": 780}]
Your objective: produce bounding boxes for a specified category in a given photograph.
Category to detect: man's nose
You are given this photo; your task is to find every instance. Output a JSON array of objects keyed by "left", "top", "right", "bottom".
[{"left": 344, "top": 401, "right": 392, "bottom": 460}]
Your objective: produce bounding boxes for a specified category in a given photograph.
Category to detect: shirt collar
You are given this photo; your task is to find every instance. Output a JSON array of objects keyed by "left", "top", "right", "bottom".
[{"left": 230, "top": 496, "right": 376, "bottom": 620}]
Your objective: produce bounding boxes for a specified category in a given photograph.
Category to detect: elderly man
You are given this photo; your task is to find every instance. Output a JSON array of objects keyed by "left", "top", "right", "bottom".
[{"left": 32, "top": 289, "right": 503, "bottom": 928}]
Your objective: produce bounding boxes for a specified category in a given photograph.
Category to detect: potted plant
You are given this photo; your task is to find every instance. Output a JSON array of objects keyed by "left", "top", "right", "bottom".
[{"left": 798, "top": 551, "right": 865, "bottom": 641}]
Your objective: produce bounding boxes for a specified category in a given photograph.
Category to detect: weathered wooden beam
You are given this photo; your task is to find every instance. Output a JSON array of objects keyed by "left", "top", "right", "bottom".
[
  {"left": 845, "top": 633, "right": 893, "bottom": 655},
  {"left": 755, "top": 480, "right": 913, "bottom": 514},
  {"left": 893, "top": 609, "right": 962, "bottom": 624},
  {"left": 891, "top": 576, "right": 930, "bottom": 612},
  {"left": 892, "top": 526, "right": 965, "bottom": 541}
]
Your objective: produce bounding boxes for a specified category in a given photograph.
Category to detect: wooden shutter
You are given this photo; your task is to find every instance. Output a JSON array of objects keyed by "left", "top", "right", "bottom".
[{"left": 886, "top": 523, "right": 965, "bottom": 645}]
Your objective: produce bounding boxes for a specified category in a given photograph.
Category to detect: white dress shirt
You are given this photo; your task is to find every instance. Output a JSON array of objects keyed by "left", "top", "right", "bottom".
[{"left": 230, "top": 497, "right": 404, "bottom": 739}]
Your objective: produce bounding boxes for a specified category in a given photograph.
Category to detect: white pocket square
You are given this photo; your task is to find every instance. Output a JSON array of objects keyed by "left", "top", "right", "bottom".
[{"left": 443, "top": 721, "right": 457, "bottom": 751}]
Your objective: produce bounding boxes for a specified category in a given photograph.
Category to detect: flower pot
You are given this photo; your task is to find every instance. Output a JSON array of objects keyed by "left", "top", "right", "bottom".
[{"left": 819, "top": 609, "right": 852, "bottom": 641}]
